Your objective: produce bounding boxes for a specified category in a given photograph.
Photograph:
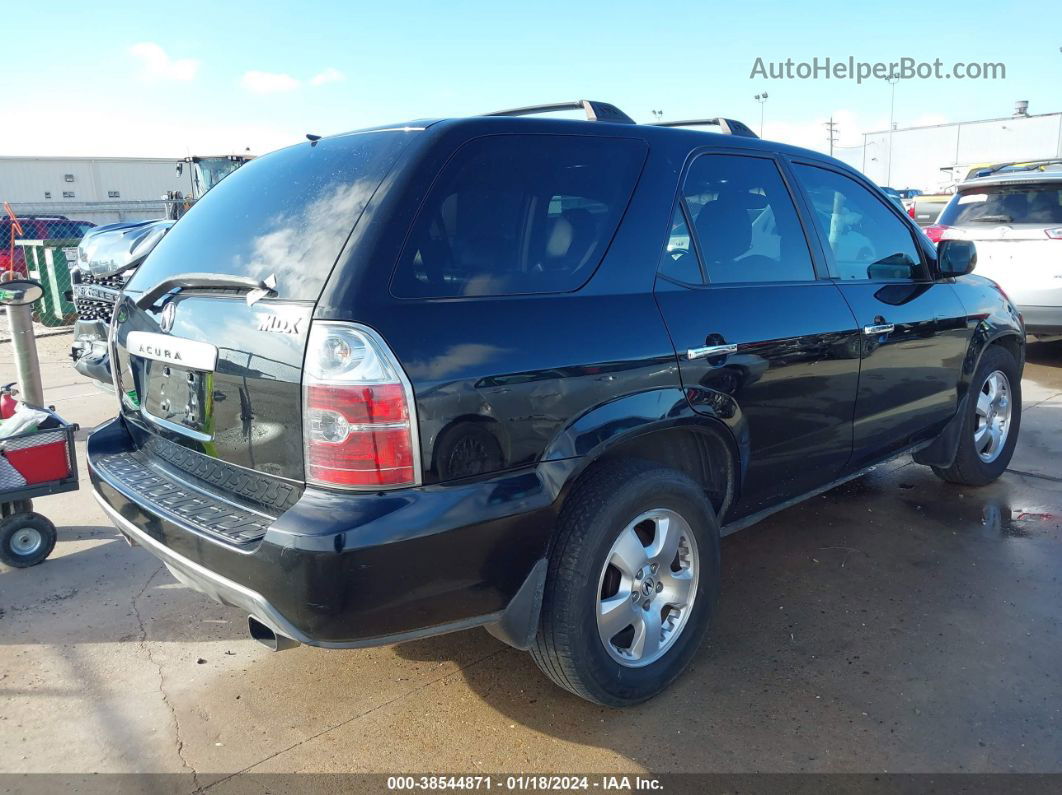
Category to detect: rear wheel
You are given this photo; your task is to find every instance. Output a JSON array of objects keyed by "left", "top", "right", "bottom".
[
  {"left": 932, "top": 345, "right": 1022, "bottom": 486},
  {"left": 0, "top": 512, "right": 57, "bottom": 568},
  {"left": 531, "top": 459, "right": 720, "bottom": 706}
]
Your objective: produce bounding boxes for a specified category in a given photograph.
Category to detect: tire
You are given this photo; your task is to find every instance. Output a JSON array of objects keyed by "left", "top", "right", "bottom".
[
  {"left": 932, "top": 345, "right": 1022, "bottom": 486},
  {"left": 531, "top": 459, "right": 720, "bottom": 706},
  {"left": 0, "top": 512, "right": 57, "bottom": 568}
]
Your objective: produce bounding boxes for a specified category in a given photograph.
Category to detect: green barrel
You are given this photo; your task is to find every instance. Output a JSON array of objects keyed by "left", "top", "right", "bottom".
[{"left": 16, "top": 238, "right": 80, "bottom": 327}]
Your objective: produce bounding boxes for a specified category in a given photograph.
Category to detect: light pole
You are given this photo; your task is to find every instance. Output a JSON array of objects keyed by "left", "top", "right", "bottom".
[
  {"left": 886, "top": 72, "right": 899, "bottom": 186},
  {"left": 754, "top": 93, "right": 768, "bottom": 137}
]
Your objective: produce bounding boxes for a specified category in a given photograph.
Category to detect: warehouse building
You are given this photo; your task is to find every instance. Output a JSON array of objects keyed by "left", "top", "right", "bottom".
[
  {"left": 2, "top": 155, "right": 197, "bottom": 224},
  {"left": 840, "top": 102, "right": 1062, "bottom": 192}
]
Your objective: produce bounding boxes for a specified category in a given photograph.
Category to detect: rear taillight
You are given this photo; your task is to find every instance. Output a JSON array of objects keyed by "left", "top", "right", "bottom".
[
  {"left": 907, "top": 203, "right": 916, "bottom": 219},
  {"left": 1045, "top": 227, "right": 1062, "bottom": 240},
  {"left": 303, "top": 322, "right": 419, "bottom": 489},
  {"left": 924, "top": 224, "right": 950, "bottom": 243}
]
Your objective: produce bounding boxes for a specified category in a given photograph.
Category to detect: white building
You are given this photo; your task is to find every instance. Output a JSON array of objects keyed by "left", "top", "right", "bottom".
[
  {"left": 837, "top": 103, "right": 1062, "bottom": 192},
  {"left": 0, "top": 155, "right": 188, "bottom": 224}
]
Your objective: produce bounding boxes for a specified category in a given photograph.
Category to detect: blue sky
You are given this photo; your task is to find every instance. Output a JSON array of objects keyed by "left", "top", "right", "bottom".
[{"left": 2, "top": 0, "right": 1058, "bottom": 157}]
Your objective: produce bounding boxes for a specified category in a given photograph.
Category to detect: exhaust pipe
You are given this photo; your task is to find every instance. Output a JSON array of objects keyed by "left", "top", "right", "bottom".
[{"left": 248, "top": 616, "right": 299, "bottom": 652}]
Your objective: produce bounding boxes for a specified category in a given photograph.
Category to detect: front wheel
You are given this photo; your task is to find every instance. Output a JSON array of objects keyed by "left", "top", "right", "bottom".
[
  {"left": 932, "top": 345, "right": 1022, "bottom": 486},
  {"left": 531, "top": 459, "right": 720, "bottom": 706}
]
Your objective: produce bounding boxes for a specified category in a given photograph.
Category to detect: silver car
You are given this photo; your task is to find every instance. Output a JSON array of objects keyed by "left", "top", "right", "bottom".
[{"left": 933, "top": 169, "right": 1062, "bottom": 341}]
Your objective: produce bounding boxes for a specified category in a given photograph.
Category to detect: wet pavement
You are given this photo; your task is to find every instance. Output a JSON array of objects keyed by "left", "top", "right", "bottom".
[{"left": 1, "top": 333, "right": 1059, "bottom": 783}]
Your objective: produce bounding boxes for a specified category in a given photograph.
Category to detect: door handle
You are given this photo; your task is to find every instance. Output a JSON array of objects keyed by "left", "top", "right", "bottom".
[
  {"left": 863, "top": 323, "right": 895, "bottom": 336},
  {"left": 687, "top": 343, "right": 738, "bottom": 360}
]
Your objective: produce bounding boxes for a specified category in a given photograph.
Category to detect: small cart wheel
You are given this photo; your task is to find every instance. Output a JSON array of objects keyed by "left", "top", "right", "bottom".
[{"left": 0, "top": 512, "right": 57, "bottom": 568}]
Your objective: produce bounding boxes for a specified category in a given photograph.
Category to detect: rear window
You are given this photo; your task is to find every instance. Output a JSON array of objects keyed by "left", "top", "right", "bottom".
[
  {"left": 126, "top": 131, "right": 415, "bottom": 301},
  {"left": 42, "top": 220, "right": 94, "bottom": 240},
  {"left": 940, "top": 184, "right": 1062, "bottom": 226},
  {"left": 390, "top": 134, "right": 646, "bottom": 298}
]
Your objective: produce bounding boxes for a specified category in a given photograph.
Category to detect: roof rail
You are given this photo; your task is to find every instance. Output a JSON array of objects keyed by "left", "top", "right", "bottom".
[
  {"left": 483, "top": 100, "right": 636, "bottom": 125},
  {"left": 651, "top": 118, "right": 759, "bottom": 138}
]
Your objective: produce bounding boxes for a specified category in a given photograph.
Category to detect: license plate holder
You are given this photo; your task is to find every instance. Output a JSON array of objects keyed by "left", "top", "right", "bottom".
[{"left": 141, "top": 361, "right": 214, "bottom": 439}]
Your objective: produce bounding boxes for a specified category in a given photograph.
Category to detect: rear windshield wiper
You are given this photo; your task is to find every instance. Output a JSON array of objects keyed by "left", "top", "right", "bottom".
[
  {"left": 135, "top": 272, "right": 277, "bottom": 309},
  {"left": 969, "top": 214, "right": 1013, "bottom": 223}
]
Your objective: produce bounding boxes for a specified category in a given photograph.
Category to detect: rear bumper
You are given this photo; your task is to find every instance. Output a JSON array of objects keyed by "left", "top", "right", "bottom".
[
  {"left": 89, "top": 416, "right": 564, "bottom": 646},
  {"left": 1018, "top": 305, "right": 1062, "bottom": 336}
]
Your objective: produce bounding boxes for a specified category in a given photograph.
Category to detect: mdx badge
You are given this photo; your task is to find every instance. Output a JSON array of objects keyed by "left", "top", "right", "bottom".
[{"left": 258, "top": 314, "right": 302, "bottom": 334}]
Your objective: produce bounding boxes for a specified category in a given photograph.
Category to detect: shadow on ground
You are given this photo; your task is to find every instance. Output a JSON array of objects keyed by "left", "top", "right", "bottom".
[{"left": 388, "top": 464, "right": 1062, "bottom": 773}]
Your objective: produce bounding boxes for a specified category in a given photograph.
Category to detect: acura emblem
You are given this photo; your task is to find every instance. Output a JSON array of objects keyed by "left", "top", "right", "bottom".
[{"left": 160, "top": 301, "right": 176, "bottom": 333}]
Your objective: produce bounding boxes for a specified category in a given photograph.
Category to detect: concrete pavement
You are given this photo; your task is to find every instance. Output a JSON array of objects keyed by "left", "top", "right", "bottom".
[{"left": 1, "top": 332, "right": 1060, "bottom": 784}]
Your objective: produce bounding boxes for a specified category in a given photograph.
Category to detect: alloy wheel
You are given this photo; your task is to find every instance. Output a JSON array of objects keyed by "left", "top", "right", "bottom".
[
  {"left": 974, "top": 370, "right": 1012, "bottom": 463},
  {"left": 596, "top": 509, "right": 699, "bottom": 667}
]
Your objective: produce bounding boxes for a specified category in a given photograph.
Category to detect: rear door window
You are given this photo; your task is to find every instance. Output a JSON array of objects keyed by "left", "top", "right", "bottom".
[
  {"left": 939, "top": 184, "right": 1062, "bottom": 226},
  {"left": 391, "top": 134, "right": 646, "bottom": 298},
  {"left": 682, "top": 154, "right": 816, "bottom": 284}
]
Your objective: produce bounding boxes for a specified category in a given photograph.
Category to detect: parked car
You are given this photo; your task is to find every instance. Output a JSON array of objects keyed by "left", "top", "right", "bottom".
[
  {"left": 908, "top": 192, "right": 953, "bottom": 228},
  {"left": 928, "top": 170, "right": 1062, "bottom": 341},
  {"left": 0, "top": 215, "right": 95, "bottom": 275},
  {"left": 879, "top": 186, "right": 907, "bottom": 213},
  {"left": 88, "top": 101, "right": 1024, "bottom": 706},
  {"left": 69, "top": 220, "right": 173, "bottom": 387}
]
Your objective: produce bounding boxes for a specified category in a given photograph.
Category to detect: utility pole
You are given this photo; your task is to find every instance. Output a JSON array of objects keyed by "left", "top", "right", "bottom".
[
  {"left": 754, "top": 93, "right": 768, "bottom": 137},
  {"left": 824, "top": 117, "right": 838, "bottom": 156},
  {"left": 886, "top": 72, "right": 899, "bottom": 186},
  {"left": 650, "top": 109, "right": 664, "bottom": 122}
]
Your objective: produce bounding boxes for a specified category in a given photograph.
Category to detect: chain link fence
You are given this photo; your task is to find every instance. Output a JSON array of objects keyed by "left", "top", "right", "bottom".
[
  {"left": 3, "top": 156, "right": 251, "bottom": 334},
  {"left": 2, "top": 200, "right": 182, "bottom": 332}
]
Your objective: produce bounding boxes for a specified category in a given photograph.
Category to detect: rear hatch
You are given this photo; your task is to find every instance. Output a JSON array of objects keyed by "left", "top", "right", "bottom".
[
  {"left": 940, "top": 180, "right": 1062, "bottom": 305},
  {"left": 111, "top": 131, "right": 417, "bottom": 499}
]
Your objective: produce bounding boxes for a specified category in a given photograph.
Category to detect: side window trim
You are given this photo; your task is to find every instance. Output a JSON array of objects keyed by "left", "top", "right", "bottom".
[
  {"left": 678, "top": 148, "right": 832, "bottom": 287},
  {"left": 785, "top": 156, "right": 932, "bottom": 283},
  {"left": 680, "top": 198, "right": 709, "bottom": 283}
]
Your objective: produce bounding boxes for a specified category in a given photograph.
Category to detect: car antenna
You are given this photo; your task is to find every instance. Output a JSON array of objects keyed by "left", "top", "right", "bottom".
[{"left": 306, "top": 133, "right": 322, "bottom": 142}]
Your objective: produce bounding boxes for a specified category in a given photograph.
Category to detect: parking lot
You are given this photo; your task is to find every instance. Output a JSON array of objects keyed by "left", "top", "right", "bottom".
[{"left": 1, "top": 331, "right": 1060, "bottom": 783}]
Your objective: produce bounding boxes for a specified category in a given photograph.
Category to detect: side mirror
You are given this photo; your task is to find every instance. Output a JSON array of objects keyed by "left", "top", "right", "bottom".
[
  {"left": 938, "top": 239, "right": 977, "bottom": 277},
  {"left": 176, "top": 162, "right": 184, "bottom": 177}
]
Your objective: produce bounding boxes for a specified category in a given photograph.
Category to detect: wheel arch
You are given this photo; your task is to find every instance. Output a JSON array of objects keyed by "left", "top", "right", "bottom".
[
  {"left": 543, "top": 388, "right": 746, "bottom": 525},
  {"left": 961, "top": 328, "right": 1025, "bottom": 397},
  {"left": 914, "top": 328, "right": 1025, "bottom": 469}
]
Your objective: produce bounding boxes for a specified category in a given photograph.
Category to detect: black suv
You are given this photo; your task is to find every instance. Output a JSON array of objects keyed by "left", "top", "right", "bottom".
[{"left": 88, "top": 101, "right": 1024, "bottom": 706}]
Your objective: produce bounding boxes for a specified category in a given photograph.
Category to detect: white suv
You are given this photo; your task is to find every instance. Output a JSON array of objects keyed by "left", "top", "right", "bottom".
[{"left": 929, "top": 168, "right": 1062, "bottom": 341}]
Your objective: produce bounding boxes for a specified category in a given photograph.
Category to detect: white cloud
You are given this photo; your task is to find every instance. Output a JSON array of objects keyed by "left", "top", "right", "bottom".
[
  {"left": 241, "top": 70, "right": 301, "bottom": 94},
  {"left": 129, "top": 42, "right": 200, "bottom": 82},
  {"left": 310, "top": 67, "right": 344, "bottom": 86}
]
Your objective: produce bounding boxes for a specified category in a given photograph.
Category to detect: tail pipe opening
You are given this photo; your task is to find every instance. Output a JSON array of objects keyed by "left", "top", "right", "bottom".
[{"left": 248, "top": 616, "right": 299, "bottom": 652}]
